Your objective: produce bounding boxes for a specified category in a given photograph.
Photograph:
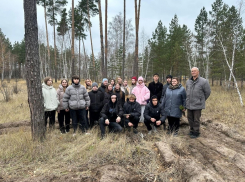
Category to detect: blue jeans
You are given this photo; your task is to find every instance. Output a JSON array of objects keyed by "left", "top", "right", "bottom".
[{"left": 70, "top": 109, "right": 88, "bottom": 133}]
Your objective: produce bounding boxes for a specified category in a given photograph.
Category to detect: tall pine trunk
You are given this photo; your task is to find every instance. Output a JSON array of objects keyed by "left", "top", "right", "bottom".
[
  {"left": 87, "top": 0, "right": 95, "bottom": 80},
  {"left": 104, "top": 0, "right": 108, "bottom": 78},
  {"left": 43, "top": 2, "right": 50, "bottom": 68},
  {"left": 122, "top": 0, "right": 126, "bottom": 80},
  {"left": 52, "top": 6, "right": 57, "bottom": 82},
  {"left": 98, "top": 0, "right": 105, "bottom": 78},
  {"left": 71, "top": 0, "right": 75, "bottom": 77},
  {"left": 24, "top": 0, "right": 46, "bottom": 141},
  {"left": 134, "top": 0, "right": 141, "bottom": 78}
]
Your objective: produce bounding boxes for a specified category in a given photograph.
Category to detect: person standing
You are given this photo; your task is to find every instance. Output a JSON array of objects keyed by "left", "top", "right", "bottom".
[
  {"left": 124, "top": 94, "right": 141, "bottom": 134},
  {"left": 42, "top": 77, "right": 59, "bottom": 130},
  {"left": 88, "top": 82, "right": 104, "bottom": 128},
  {"left": 186, "top": 67, "right": 211, "bottom": 138},
  {"left": 144, "top": 95, "right": 165, "bottom": 134},
  {"left": 103, "top": 84, "right": 114, "bottom": 105},
  {"left": 110, "top": 79, "right": 116, "bottom": 89},
  {"left": 114, "top": 83, "right": 125, "bottom": 108},
  {"left": 85, "top": 79, "right": 92, "bottom": 93},
  {"left": 160, "top": 75, "right": 172, "bottom": 103},
  {"left": 98, "top": 78, "right": 108, "bottom": 94},
  {"left": 130, "top": 76, "right": 137, "bottom": 93},
  {"left": 99, "top": 94, "right": 124, "bottom": 138},
  {"left": 63, "top": 75, "right": 90, "bottom": 135},
  {"left": 122, "top": 80, "right": 131, "bottom": 100},
  {"left": 162, "top": 77, "right": 186, "bottom": 136},
  {"left": 132, "top": 76, "right": 150, "bottom": 122},
  {"left": 148, "top": 73, "right": 163, "bottom": 101},
  {"left": 57, "top": 79, "right": 70, "bottom": 133}
]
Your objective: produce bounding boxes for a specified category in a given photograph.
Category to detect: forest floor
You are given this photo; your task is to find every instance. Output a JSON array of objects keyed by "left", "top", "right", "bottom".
[{"left": 0, "top": 80, "right": 245, "bottom": 182}]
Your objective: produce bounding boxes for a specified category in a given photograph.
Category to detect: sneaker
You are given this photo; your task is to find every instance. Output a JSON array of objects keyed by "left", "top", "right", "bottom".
[
  {"left": 73, "top": 133, "right": 76, "bottom": 137},
  {"left": 188, "top": 131, "right": 193, "bottom": 136},
  {"left": 133, "top": 128, "right": 138, "bottom": 134},
  {"left": 85, "top": 132, "right": 90, "bottom": 135},
  {"left": 152, "top": 126, "right": 157, "bottom": 133},
  {"left": 173, "top": 132, "right": 178, "bottom": 137},
  {"left": 148, "top": 130, "right": 152, "bottom": 135},
  {"left": 94, "top": 120, "right": 99, "bottom": 125}
]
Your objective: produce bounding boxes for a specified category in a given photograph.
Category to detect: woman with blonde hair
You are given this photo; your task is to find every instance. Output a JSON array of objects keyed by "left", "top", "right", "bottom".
[
  {"left": 42, "top": 76, "right": 59, "bottom": 130},
  {"left": 57, "top": 78, "right": 70, "bottom": 133}
]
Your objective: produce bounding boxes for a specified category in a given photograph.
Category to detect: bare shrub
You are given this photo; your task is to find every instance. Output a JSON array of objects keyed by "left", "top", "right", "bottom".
[{"left": 0, "top": 81, "right": 13, "bottom": 102}]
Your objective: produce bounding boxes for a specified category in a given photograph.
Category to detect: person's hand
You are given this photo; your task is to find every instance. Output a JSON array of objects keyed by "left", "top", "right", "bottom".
[
  {"left": 105, "top": 119, "right": 110, "bottom": 125},
  {"left": 57, "top": 110, "right": 60, "bottom": 113},
  {"left": 128, "top": 122, "right": 133, "bottom": 127},
  {"left": 156, "top": 120, "right": 161, "bottom": 126},
  {"left": 151, "top": 118, "right": 156, "bottom": 122},
  {"left": 182, "top": 109, "right": 186, "bottom": 112},
  {"left": 116, "top": 117, "right": 121, "bottom": 123},
  {"left": 65, "top": 109, "right": 69, "bottom": 112},
  {"left": 126, "top": 114, "right": 130, "bottom": 119},
  {"left": 86, "top": 107, "right": 89, "bottom": 110}
]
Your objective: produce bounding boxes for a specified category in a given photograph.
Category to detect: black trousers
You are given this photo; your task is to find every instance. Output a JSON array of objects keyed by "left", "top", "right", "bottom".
[
  {"left": 144, "top": 118, "right": 160, "bottom": 131},
  {"left": 89, "top": 111, "right": 100, "bottom": 128},
  {"left": 99, "top": 117, "right": 123, "bottom": 136},
  {"left": 58, "top": 110, "right": 70, "bottom": 132},
  {"left": 45, "top": 110, "right": 56, "bottom": 129},
  {"left": 70, "top": 109, "right": 88, "bottom": 133},
  {"left": 125, "top": 116, "right": 140, "bottom": 129},
  {"left": 167, "top": 116, "right": 180, "bottom": 133}
]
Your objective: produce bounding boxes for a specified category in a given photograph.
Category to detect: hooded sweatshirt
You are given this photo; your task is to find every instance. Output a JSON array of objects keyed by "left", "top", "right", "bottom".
[
  {"left": 131, "top": 76, "right": 150, "bottom": 105},
  {"left": 42, "top": 83, "right": 59, "bottom": 111}
]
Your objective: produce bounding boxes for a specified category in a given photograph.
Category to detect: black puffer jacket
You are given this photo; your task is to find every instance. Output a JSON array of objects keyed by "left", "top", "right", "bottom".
[
  {"left": 88, "top": 90, "right": 104, "bottom": 112},
  {"left": 144, "top": 97, "right": 166, "bottom": 124},
  {"left": 103, "top": 90, "right": 113, "bottom": 105},
  {"left": 123, "top": 100, "right": 141, "bottom": 118},
  {"left": 114, "top": 89, "right": 125, "bottom": 107},
  {"left": 148, "top": 81, "right": 163, "bottom": 101},
  {"left": 98, "top": 83, "right": 106, "bottom": 94},
  {"left": 100, "top": 97, "right": 124, "bottom": 121}
]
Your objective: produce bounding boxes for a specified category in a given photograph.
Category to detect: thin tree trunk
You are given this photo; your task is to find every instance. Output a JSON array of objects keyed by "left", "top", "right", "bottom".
[
  {"left": 43, "top": 2, "right": 50, "bottom": 68},
  {"left": 87, "top": 0, "right": 95, "bottom": 79},
  {"left": 82, "top": 38, "right": 87, "bottom": 78},
  {"left": 122, "top": 0, "right": 126, "bottom": 80},
  {"left": 134, "top": 0, "right": 141, "bottom": 78},
  {"left": 71, "top": 0, "right": 75, "bottom": 77},
  {"left": 79, "top": 37, "right": 81, "bottom": 78},
  {"left": 52, "top": 5, "right": 57, "bottom": 82},
  {"left": 24, "top": 0, "right": 45, "bottom": 141},
  {"left": 105, "top": 0, "right": 108, "bottom": 78},
  {"left": 98, "top": 0, "right": 105, "bottom": 78}
]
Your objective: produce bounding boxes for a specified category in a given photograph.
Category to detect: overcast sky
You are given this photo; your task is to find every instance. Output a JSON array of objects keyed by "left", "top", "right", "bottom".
[{"left": 0, "top": 0, "right": 241, "bottom": 55}]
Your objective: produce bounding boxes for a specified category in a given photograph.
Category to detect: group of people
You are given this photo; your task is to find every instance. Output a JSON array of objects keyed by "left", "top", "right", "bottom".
[{"left": 42, "top": 67, "right": 211, "bottom": 139}]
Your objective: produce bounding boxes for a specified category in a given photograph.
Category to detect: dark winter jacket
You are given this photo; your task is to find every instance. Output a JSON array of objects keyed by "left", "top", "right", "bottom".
[
  {"left": 148, "top": 81, "right": 163, "bottom": 101},
  {"left": 98, "top": 83, "right": 106, "bottom": 94},
  {"left": 63, "top": 83, "right": 90, "bottom": 110},
  {"left": 100, "top": 98, "right": 124, "bottom": 121},
  {"left": 114, "top": 89, "right": 125, "bottom": 107},
  {"left": 88, "top": 90, "right": 104, "bottom": 112},
  {"left": 103, "top": 91, "right": 113, "bottom": 105},
  {"left": 123, "top": 100, "right": 141, "bottom": 118},
  {"left": 186, "top": 76, "right": 211, "bottom": 110},
  {"left": 160, "top": 83, "right": 170, "bottom": 103},
  {"left": 162, "top": 84, "right": 186, "bottom": 118},
  {"left": 144, "top": 98, "right": 166, "bottom": 124}
]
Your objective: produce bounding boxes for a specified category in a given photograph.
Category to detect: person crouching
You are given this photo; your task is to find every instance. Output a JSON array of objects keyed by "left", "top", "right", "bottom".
[
  {"left": 123, "top": 94, "right": 141, "bottom": 134},
  {"left": 144, "top": 95, "right": 165, "bottom": 134},
  {"left": 99, "top": 94, "right": 123, "bottom": 138}
]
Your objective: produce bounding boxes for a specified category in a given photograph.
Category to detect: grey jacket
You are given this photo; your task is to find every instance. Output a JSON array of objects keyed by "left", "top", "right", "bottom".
[
  {"left": 186, "top": 76, "right": 211, "bottom": 110},
  {"left": 162, "top": 84, "right": 186, "bottom": 118},
  {"left": 63, "top": 83, "right": 90, "bottom": 110}
]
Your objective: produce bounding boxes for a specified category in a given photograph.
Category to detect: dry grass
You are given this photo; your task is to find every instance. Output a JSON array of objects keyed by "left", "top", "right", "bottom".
[{"left": 0, "top": 79, "right": 245, "bottom": 181}]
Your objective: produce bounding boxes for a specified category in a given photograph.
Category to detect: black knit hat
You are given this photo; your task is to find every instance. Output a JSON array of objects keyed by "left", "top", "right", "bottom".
[{"left": 166, "top": 75, "right": 172, "bottom": 79}]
